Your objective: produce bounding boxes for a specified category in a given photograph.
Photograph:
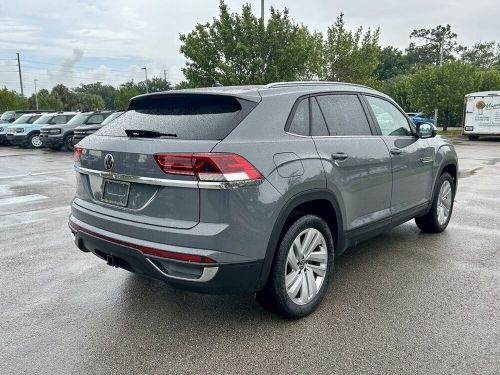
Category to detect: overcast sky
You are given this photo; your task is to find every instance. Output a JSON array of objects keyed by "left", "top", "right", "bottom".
[{"left": 1, "top": 0, "right": 499, "bottom": 95}]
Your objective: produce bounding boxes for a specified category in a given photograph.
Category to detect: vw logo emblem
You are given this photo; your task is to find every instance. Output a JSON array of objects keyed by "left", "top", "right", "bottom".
[{"left": 104, "top": 154, "right": 114, "bottom": 170}]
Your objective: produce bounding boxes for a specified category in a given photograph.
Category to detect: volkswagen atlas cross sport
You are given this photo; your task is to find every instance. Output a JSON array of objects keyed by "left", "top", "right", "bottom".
[{"left": 69, "top": 82, "right": 458, "bottom": 318}]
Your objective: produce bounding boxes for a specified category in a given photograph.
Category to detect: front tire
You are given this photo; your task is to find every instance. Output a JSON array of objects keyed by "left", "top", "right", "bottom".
[
  {"left": 63, "top": 134, "right": 74, "bottom": 151},
  {"left": 257, "top": 214, "right": 334, "bottom": 318},
  {"left": 415, "top": 172, "right": 455, "bottom": 233},
  {"left": 27, "top": 133, "right": 43, "bottom": 149}
]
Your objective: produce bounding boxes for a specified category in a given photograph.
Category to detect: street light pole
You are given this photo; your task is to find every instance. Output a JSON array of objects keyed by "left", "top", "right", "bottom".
[
  {"left": 141, "top": 67, "right": 148, "bottom": 93},
  {"left": 17, "top": 52, "right": 24, "bottom": 97},
  {"left": 34, "top": 79, "right": 39, "bottom": 110},
  {"left": 261, "top": 0, "right": 264, "bottom": 22},
  {"left": 433, "top": 38, "right": 445, "bottom": 128}
]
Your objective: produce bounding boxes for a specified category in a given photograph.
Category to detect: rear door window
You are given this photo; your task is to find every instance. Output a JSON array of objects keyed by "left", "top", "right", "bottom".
[
  {"left": 288, "top": 99, "right": 309, "bottom": 136},
  {"left": 315, "top": 94, "right": 372, "bottom": 136},
  {"left": 98, "top": 94, "right": 256, "bottom": 140}
]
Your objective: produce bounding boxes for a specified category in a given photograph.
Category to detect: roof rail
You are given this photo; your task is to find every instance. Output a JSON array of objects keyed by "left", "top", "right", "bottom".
[{"left": 264, "top": 81, "right": 372, "bottom": 90}]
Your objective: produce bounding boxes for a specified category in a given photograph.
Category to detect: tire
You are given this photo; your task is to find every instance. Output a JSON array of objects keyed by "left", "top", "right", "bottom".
[
  {"left": 468, "top": 135, "right": 479, "bottom": 140},
  {"left": 256, "top": 214, "right": 335, "bottom": 318},
  {"left": 415, "top": 172, "right": 455, "bottom": 233},
  {"left": 27, "top": 133, "right": 43, "bottom": 149},
  {"left": 63, "top": 134, "right": 74, "bottom": 151}
]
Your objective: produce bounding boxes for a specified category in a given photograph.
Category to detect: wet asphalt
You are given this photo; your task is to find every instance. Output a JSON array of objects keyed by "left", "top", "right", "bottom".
[{"left": 0, "top": 138, "right": 499, "bottom": 374}]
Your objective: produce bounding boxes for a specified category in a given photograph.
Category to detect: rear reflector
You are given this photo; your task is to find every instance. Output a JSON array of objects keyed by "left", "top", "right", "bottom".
[
  {"left": 74, "top": 144, "right": 83, "bottom": 161},
  {"left": 69, "top": 222, "right": 216, "bottom": 264},
  {"left": 153, "top": 153, "right": 263, "bottom": 182}
]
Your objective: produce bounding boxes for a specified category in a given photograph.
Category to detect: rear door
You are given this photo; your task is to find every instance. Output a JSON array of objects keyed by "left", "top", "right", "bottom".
[
  {"left": 74, "top": 93, "right": 258, "bottom": 230},
  {"left": 364, "top": 95, "right": 434, "bottom": 215},
  {"left": 311, "top": 93, "right": 393, "bottom": 231}
]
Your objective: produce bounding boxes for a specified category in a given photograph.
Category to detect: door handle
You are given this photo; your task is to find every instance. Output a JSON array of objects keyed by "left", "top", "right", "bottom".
[
  {"left": 390, "top": 148, "right": 402, "bottom": 155},
  {"left": 331, "top": 152, "right": 348, "bottom": 161}
]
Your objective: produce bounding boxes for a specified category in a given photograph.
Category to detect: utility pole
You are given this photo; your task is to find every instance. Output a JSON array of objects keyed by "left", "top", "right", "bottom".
[
  {"left": 261, "top": 0, "right": 264, "bottom": 22},
  {"left": 433, "top": 38, "right": 445, "bottom": 128},
  {"left": 16, "top": 52, "right": 24, "bottom": 97},
  {"left": 163, "top": 69, "right": 167, "bottom": 81},
  {"left": 34, "top": 79, "right": 39, "bottom": 110},
  {"left": 141, "top": 67, "right": 148, "bottom": 93}
]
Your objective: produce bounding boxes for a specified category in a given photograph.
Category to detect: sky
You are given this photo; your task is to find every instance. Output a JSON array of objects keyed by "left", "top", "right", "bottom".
[{"left": 1, "top": 0, "right": 499, "bottom": 95}]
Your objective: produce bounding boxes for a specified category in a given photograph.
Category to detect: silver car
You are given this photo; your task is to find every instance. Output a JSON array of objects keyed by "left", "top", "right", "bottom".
[{"left": 69, "top": 82, "right": 458, "bottom": 318}]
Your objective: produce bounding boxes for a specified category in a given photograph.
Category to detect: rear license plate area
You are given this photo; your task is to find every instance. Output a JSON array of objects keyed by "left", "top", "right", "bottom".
[{"left": 101, "top": 179, "right": 130, "bottom": 207}]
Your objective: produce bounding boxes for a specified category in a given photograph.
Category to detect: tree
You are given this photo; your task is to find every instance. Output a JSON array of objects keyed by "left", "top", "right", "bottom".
[
  {"left": 320, "top": 13, "right": 381, "bottom": 87},
  {"left": 114, "top": 86, "right": 140, "bottom": 110},
  {"left": 461, "top": 42, "right": 500, "bottom": 69},
  {"left": 68, "top": 92, "right": 105, "bottom": 111},
  {"left": 406, "top": 62, "right": 478, "bottom": 130},
  {"left": 383, "top": 75, "right": 414, "bottom": 112},
  {"left": 138, "top": 77, "right": 172, "bottom": 93},
  {"left": 0, "top": 88, "right": 29, "bottom": 111},
  {"left": 179, "top": 1, "right": 319, "bottom": 86},
  {"left": 375, "top": 46, "right": 411, "bottom": 81},
  {"left": 407, "top": 24, "right": 464, "bottom": 67},
  {"left": 50, "top": 84, "right": 73, "bottom": 110},
  {"left": 28, "top": 89, "right": 63, "bottom": 111},
  {"left": 74, "top": 82, "right": 116, "bottom": 109}
]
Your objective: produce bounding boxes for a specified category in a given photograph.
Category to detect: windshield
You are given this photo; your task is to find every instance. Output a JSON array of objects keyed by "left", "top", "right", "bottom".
[
  {"left": 33, "top": 114, "right": 54, "bottom": 125},
  {"left": 1, "top": 111, "right": 14, "bottom": 121},
  {"left": 67, "top": 113, "right": 90, "bottom": 126},
  {"left": 100, "top": 112, "right": 123, "bottom": 125},
  {"left": 13, "top": 114, "right": 33, "bottom": 124}
]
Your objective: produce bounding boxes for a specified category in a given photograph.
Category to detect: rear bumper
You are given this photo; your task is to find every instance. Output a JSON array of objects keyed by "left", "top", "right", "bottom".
[{"left": 69, "top": 216, "right": 263, "bottom": 294}]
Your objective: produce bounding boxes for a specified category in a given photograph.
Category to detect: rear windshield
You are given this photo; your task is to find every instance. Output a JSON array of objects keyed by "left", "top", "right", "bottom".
[{"left": 97, "top": 94, "right": 256, "bottom": 140}]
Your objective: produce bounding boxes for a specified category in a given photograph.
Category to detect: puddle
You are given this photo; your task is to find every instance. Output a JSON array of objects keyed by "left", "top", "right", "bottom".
[{"left": 459, "top": 167, "right": 483, "bottom": 178}]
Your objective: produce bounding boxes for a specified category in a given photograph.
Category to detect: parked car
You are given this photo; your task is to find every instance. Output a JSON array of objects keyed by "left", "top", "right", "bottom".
[
  {"left": 39, "top": 111, "right": 114, "bottom": 151},
  {"left": 7, "top": 112, "right": 76, "bottom": 148},
  {"left": 406, "top": 112, "right": 434, "bottom": 126},
  {"left": 0, "top": 109, "right": 43, "bottom": 124},
  {"left": 69, "top": 82, "right": 458, "bottom": 318},
  {"left": 72, "top": 111, "right": 124, "bottom": 146},
  {"left": 0, "top": 113, "right": 44, "bottom": 145}
]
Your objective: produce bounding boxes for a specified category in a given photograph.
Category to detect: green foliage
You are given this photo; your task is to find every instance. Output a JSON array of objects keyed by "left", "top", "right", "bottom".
[
  {"left": 28, "top": 89, "right": 62, "bottom": 111},
  {"left": 179, "top": 1, "right": 320, "bottom": 86},
  {"left": 114, "top": 86, "right": 140, "bottom": 110},
  {"left": 74, "top": 82, "right": 117, "bottom": 109},
  {"left": 461, "top": 42, "right": 500, "bottom": 69},
  {"left": 68, "top": 92, "right": 105, "bottom": 111},
  {"left": 51, "top": 84, "right": 73, "bottom": 110},
  {"left": 320, "top": 14, "right": 381, "bottom": 87},
  {"left": 375, "top": 47, "right": 411, "bottom": 81},
  {"left": 0, "top": 88, "right": 29, "bottom": 111}
]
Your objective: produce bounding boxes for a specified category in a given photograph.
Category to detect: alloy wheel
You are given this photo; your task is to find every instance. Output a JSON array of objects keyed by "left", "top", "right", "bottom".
[{"left": 437, "top": 180, "right": 452, "bottom": 225}]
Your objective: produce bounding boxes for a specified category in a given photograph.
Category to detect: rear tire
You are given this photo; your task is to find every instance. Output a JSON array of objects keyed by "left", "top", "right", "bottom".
[
  {"left": 415, "top": 172, "right": 454, "bottom": 233},
  {"left": 63, "top": 134, "right": 74, "bottom": 151},
  {"left": 27, "top": 133, "right": 43, "bottom": 149},
  {"left": 256, "top": 214, "right": 334, "bottom": 318}
]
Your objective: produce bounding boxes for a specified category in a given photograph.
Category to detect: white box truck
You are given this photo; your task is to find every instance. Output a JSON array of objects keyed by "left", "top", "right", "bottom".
[{"left": 463, "top": 91, "right": 500, "bottom": 140}]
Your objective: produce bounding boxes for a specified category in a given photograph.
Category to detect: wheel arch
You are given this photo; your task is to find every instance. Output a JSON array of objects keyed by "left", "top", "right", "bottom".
[{"left": 256, "top": 189, "right": 344, "bottom": 290}]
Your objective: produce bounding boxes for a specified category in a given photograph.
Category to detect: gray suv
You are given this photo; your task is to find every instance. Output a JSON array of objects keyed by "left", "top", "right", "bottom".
[{"left": 69, "top": 82, "right": 458, "bottom": 318}]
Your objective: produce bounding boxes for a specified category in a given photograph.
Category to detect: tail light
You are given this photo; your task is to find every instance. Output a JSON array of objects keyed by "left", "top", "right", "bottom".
[
  {"left": 153, "top": 153, "right": 263, "bottom": 182},
  {"left": 74, "top": 144, "right": 83, "bottom": 161}
]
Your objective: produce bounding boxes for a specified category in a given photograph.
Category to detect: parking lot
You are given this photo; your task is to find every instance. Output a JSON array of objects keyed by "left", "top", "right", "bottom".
[{"left": 0, "top": 139, "right": 499, "bottom": 374}]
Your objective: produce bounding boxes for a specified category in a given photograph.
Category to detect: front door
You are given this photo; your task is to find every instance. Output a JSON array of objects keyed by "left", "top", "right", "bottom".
[{"left": 364, "top": 95, "right": 434, "bottom": 216}]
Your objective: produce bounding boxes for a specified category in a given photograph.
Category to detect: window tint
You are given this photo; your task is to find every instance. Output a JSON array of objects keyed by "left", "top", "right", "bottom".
[
  {"left": 52, "top": 115, "right": 67, "bottom": 124},
  {"left": 311, "top": 98, "right": 329, "bottom": 136},
  {"left": 99, "top": 94, "right": 254, "bottom": 140},
  {"left": 315, "top": 95, "right": 372, "bottom": 136},
  {"left": 288, "top": 99, "right": 309, "bottom": 136},
  {"left": 365, "top": 96, "right": 412, "bottom": 136}
]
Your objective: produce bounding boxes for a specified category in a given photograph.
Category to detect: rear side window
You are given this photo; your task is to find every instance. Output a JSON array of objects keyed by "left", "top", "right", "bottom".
[
  {"left": 98, "top": 94, "right": 256, "bottom": 140},
  {"left": 288, "top": 99, "right": 309, "bottom": 136},
  {"left": 315, "top": 95, "right": 372, "bottom": 136}
]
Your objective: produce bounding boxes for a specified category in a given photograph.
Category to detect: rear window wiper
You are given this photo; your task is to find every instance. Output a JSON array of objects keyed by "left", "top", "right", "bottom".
[{"left": 125, "top": 129, "right": 178, "bottom": 138}]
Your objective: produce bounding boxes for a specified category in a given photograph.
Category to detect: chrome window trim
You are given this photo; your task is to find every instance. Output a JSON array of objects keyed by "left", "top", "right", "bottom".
[{"left": 74, "top": 165, "right": 262, "bottom": 190}]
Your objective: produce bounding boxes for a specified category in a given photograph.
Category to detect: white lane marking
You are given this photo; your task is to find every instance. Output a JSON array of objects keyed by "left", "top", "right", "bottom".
[
  {"left": 0, "top": 170, "right": 72, "bottom": 180},
  {"left": 0, "top": 206, "right": 69, "bottom": 228},
  {"left": 0, "top": 194, "right": 49, "bottom": 207}
]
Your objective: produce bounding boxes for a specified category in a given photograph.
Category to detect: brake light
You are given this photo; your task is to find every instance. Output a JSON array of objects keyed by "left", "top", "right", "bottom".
[
  {"left": 153, "top": 153, "right": 263, "bottom": 182},
  {"left": 74, "top": 144, "right": 83, "bottom": 161}
]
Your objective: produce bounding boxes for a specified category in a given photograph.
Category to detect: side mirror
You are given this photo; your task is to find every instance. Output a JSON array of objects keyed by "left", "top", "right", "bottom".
[{"left": 416, "top": 122, "right": 436, "bottom": 139}]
